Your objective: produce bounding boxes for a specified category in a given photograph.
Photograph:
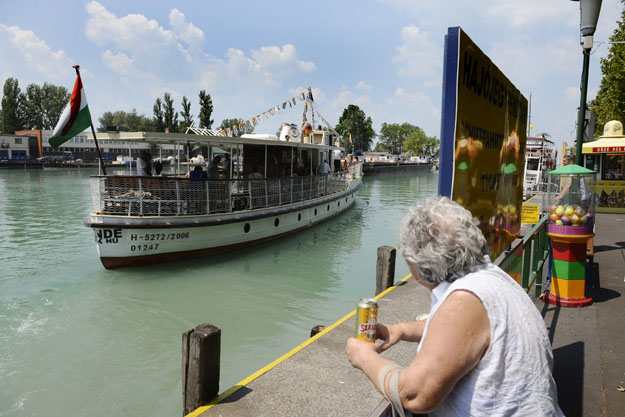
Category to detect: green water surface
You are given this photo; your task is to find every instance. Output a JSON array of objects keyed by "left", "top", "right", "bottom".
[{"left": 0, "top": 168, "right": 437, "bottom": 417}]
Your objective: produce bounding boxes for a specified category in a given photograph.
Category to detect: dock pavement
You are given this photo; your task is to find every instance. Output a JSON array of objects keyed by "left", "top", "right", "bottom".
[{"left": 192, "top": 213, "right": 625, "bottom": 417}]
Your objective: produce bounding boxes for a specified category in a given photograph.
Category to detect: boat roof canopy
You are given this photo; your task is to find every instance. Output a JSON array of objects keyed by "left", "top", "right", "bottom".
[{"left": 87, "top": 131, "right": 343, "bottom": 151}]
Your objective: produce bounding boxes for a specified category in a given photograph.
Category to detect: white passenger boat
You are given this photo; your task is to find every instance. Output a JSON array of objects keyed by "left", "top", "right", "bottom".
[
  {"left": 86, "top": 127, "right": 362, "bottom": 269},
  {"left": 523, "top": 136, "right": 558, "bottom": 200}
]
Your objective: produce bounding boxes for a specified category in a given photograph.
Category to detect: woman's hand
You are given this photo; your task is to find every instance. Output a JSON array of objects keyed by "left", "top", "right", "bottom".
[
  {"left": 345, "top": 338, "right": 379, "bottom": 370},
  {"left": 376, "top": 323, "right": 402, "bottom": 352}
]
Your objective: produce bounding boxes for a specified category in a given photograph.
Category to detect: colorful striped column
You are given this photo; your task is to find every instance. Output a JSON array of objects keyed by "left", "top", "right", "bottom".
[{"left": 546, "top": 224, "right": 593, "bottom": 307}]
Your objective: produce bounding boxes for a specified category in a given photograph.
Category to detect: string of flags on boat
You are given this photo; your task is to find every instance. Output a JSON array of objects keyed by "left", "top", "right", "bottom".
[{"left": 218, "top": 89, "right": 314, "bottom": 137}]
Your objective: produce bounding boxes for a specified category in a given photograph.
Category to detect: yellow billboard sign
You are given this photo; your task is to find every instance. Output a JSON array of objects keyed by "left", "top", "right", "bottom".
[{"left": 439, "top": 27, "right": 528, "bottom": 258}]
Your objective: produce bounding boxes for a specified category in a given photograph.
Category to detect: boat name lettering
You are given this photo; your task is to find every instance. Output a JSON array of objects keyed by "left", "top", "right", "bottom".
[
  {"left": 129, "top": 232, "right": 190, "bottom": 241},
  {"left": 95, "top": 228, "right": 122, "bottom": 244},
  {"left": 130, "top": 244, "right": 160, "bottom": 252}
]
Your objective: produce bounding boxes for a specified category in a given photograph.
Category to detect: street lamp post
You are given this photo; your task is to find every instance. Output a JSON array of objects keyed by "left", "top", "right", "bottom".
[{"left": 572, "top": 0, "right": 603, "bottom": 166}]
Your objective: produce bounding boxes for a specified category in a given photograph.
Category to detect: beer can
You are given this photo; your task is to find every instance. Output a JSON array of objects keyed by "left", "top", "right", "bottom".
[{"left": 355, "top": 298, "right": 378, "bottom": 342}]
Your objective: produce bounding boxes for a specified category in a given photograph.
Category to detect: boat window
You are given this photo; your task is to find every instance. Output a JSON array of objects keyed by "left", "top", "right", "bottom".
[
  {"left": 244, "top": 223, "right": 251, "bottom": 233},
  {"left": 526, "top": 158, "right": 539, "bottom": 171},
  {"left": 298, "top": 213, "right": 301, "bottom": 221},
  {"left": 274, "top": 218, "right": 280, "bottom": 227},
  {"left": 314, "top": 208, "right": 318, "bottom": 216},
  {"left": 327, "top": 204, "right": 330, "bottom": 211}
]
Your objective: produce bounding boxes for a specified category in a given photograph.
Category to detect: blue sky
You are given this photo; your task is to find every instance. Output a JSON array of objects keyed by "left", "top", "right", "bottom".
[{"left": 1, "top": 0, "right": 622, "bottom": 151}]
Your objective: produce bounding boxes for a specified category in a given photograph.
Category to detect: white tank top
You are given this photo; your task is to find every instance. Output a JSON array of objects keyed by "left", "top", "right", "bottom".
[{"left": 418, "top": 264, "right": 563, "bottom": 416}]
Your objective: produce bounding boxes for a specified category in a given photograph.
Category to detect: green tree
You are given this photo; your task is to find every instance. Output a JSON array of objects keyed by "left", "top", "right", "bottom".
[
  {"left": 179, "top": 96, "right": 193, "bottom": 132},
  {"left": 590, "top": 4, "right": 625, "bottom": 137},
  {"left": 335, "top": 104, "right": 376, "bottom": 151},
  {"left": 153, "top": 98, "right": 165, "bottom": 132},
  {"left": 41, "top": 83, "right": 69, "bottom": 129},
  {"left": 24, "top": 83, "right": 45, "bottom": 129},
  {"left": 98, "top": 109, "right": 153, "bottom": 132},
  {"left": 374, "top": 142, "right": 390, "bottom": 152},
  {"left": 219, "top": 118, "right": 254, "bottom": 135},
  {"left": 162, "top": 92, "right": 179, "bottom": 133},
  {"left": 19, "top": 82, "right": 69, "bottom": 130},
  {"left": 403, "top": 127, "right": 440, "bottom": 157},
  {"left": 198, "top": 90, "right": 214, "bottom": 129},
  {"left": 379, "top": 122, "right": 421, "bottom": 154},
  {"left": 1, "top": 78, "right": 25, "bottom": 133}
]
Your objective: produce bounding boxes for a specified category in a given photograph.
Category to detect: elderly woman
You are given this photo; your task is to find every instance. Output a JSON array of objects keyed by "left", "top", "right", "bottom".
[{"left": 345, "top": 196, "right": 562, "bottom": 416}]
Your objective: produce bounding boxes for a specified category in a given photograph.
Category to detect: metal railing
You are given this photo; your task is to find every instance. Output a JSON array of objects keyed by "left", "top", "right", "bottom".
[
  {"left": 91, "top": 163, "right": 363, "bottom": 217},
  {"left": 497, "top": 215, "right": 550, "bottom": 297}
]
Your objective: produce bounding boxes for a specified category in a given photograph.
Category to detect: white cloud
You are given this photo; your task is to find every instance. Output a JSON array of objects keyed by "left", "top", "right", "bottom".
[
  {"left": 393, "top": 25, "right": 442, "bottom": 80},
  {"left": 0, "top": 24, "right": 74, "bottom": 82},
  {"left": 485, "top": 0, "right": 578, "bottom": 29},
  {"left": 102, "top": 50, "right": 133, "bottom": 75},
  {"left": 169, "top": 8, "right": 204, "bottom": 50},
  {"left": 251, "top": 44, "right": 315, "bottom": 77},
  {"left": 355, "top": 81, "right": 371, "bottom": 91},
  {"left": 79, "top": 1, "right": 318, "bottom": 129}
]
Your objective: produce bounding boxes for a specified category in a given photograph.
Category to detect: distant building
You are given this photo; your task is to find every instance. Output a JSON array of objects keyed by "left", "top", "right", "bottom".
[
  {"left": 13, "top": 129, "right": 180, "bottom": 161},
  {"left": 0, "top": 133, "right": 38, "bottom": 160}
]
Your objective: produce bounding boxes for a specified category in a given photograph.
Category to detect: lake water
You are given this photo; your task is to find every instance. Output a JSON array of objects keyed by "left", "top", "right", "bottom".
[{"left": 0, "top": 167, "right": 437, "bottom": 417}]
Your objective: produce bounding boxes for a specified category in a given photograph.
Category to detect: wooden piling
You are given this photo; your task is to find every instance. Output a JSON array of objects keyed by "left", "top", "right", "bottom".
[
  {"left": 182, "top": 323, "right": 221, "bottom": 416},
  {"left": 310, "top": 325, "right": 326, "bottom": 337},
  {"left": 375, "top": 246, "right": 396, "bottom": 295}
]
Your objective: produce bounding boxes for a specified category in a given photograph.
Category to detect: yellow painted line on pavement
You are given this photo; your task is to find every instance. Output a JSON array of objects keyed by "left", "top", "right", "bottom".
[{"left": 185, "top": 273, "right": 413, "bottom": 417}]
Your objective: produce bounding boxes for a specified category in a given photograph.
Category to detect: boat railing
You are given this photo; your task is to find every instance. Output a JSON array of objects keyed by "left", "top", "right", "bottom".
[
  {"left": 91, "top": 163, "right": 362, "bottom": 217},
  {"left": 524, "top": 181, "right": 560, "bottom": 200}
]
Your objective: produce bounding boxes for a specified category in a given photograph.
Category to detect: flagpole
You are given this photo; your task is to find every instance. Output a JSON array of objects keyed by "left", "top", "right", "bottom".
[{"left": 73, "top": 65, "right": 107, "bottom": 175}]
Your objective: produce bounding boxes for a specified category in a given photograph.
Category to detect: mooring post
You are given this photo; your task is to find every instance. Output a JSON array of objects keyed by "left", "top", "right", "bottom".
[
  {"left": 310, "top": 324, "right": 326, "bottom": 337},
  {"left": 375, "top": 245, "right": 396, "bottom": 295},
  {"left": 182, "top": 323, "right": 221, "bottom": 416}
]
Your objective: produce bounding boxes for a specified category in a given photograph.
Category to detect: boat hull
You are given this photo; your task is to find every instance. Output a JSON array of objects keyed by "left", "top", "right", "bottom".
[{"left": 88, "top": 180, "right": 360, "bottom": 269}]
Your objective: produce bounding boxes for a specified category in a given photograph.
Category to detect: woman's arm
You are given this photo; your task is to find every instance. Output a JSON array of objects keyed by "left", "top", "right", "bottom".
[
  {"left": 346, "top": 290, "right": 490, "bottom": 414},
  {"left": 376, "top": 319, "right": 426, "bottom": 351},
  {"left": 398, "top": 290, "right": 491, "bottom": 412}
]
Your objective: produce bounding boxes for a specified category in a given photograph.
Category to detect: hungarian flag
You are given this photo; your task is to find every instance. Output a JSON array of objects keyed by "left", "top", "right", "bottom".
[{"left": 49, "top": 71, "right": 92, "bottom": 148}]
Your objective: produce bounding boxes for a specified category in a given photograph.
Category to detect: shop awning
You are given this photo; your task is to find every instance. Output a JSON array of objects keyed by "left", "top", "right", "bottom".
[{"left": 582, "top": 137, "right": 625, "bottom": 154}]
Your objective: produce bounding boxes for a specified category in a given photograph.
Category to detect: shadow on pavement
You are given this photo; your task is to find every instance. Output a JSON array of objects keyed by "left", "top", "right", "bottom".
[
  {"left": 553, "top": 342, "right": 584, "bottom": 417},
  {"left": 593, "top": 241, "right": 625, "bottom": 253},
  {"left": 588, "top": 287, "right": 621, "bottom": 303}
]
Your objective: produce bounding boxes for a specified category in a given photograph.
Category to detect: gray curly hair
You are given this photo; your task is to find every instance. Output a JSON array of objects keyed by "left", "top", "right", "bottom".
[{"left": 399, "top": 196, "right": 490, "bottom": 285}]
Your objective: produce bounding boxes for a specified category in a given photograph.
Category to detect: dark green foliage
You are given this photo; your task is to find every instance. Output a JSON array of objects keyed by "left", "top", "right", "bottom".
[
  {"left": 162, "top": 92, "right": 179, "bottom": 133},
  {"left": 198, "top": 90, "right": 214, "bottom": 129},
  {"left": 153, "top": 97, "right": 165, "bottom": 132},
  {"left": 590, "top": 2, "right": 625, "bottom": 137},
  {"left": 334, "top": 104, "right": 376, "bottom": 151},
  {"left": 179, "top": 96, "right": 193, "bottom": 132},
  {"left": 1, "top": 78, "right": 26, "bottom": 133},
  {"left": 219, "top": 118, "right": 254, "bottom": 135},
  {"left": 98, "top": 109, "right": 154, "bottom": 132}
]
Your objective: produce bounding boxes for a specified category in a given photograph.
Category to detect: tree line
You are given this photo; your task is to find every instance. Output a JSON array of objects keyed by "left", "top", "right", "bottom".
[
  {"left": 0, "top": 78, "right": 69, "bottom": 133},
  {"left": 334, "top": 104, "right": 439, "bottom": 157},
  {"left": 0, "top": 76, "right": 439, "bottom": 157},
  {"left": 98, "top": 91, "right": 254, "bottom": 135}
]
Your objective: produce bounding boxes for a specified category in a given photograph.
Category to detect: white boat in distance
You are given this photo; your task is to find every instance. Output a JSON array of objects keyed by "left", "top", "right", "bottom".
[
  {"left": 523, "top": 136, "right": 558, "bottom": 200},
  {"left": 86, "top": 127, "right": 362, "bottom": 269}
]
